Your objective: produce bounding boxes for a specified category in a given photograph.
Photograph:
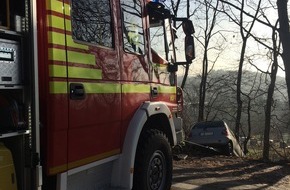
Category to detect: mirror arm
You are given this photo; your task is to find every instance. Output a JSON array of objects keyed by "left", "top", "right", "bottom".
[
  {"left": 173, "top": 17, "right": 188, "bottom": 22},
  {"left": 167, "top": 63, "right": 178, "bottom": 72},
  {"left": 175, "top": 61, "right": 191, "bottom": 65},
  {"left": 167, "top": 61, "right": 193, "bottom": 73}
]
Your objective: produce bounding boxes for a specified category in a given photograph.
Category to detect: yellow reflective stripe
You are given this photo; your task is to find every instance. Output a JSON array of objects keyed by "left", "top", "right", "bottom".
[
  {"left": 64, "top": 1, "right": 71, "bottom": 17},
  {"left": 49, "top": 65, "right": 67, "bottom": 78},
  {"left": 68, "top": 149, "right": 120, "bottom": 170},
  {"left": 48, "top": 31, "right": 88, "bottom": 50},
  {"left": 68, "top": 67, "right": 102, "bottom": 80},
  {"left": 64, "top": 3, "right": 72, "bottom": 31},
  {"left": 153, "top": 62, "right": 167, "bottom": 68},
  {"left": 51, "top": 83, "right": 150, "bottom": 94},
  {"left": 50, "top": 82, "right": 120, "bottom": 94},
  {"left": 46, "top": 0, "right": 63, "bottom": 14},
  {"left": 68, "top": 51, "right": 95, "bottom": 65},
  {"left": 49, "top": 149, "right": 120, "bottom": 174},
  {"left": 48, "top": 48, "right": 66, "bottom": 62},
  {"left": 49, "top": 164, "right": 67, "bottom": 175},
  {"left": 122, "top": 84, "right": 151, "bottom": 93},
  {"left": 47, "top": 15, "right": 65, "bottom": 30},
  {"left": 49, "top": 65, "right": 102, "bottom": 80},
  {"left": 158, "top": 86, "right": 176, "bottom": 94},
  {"left": 83, "top": 83, "right": 121, "bottom": 94},
  {"left": 49, "top": 82, "right": 175, "bottom": 95},
  {"left": 48, "top": 48, "right": 96, "bottom": 65},
  {"left": 63, "top": 3, "right": 88, "bottom": 51},
  {"left": 48, "top": 31, "right": 65, "bottom": 46},
  {"left": 122, "top": 84, "right": 175, "bottom": 94},
  {"left": 65, "top": 18, "right": 72, "bottom": 32},
  {"left": 50, "top": 81, "right": 68, "bottom": 94},
  {"left": 66, "top": 35, "right": 88, "bottom": 50}
]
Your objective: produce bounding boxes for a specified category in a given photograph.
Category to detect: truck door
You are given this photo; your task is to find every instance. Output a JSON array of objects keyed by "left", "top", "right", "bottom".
[
  {"left": 64, "top": 0, "right": 121, "bottom": 170},
  {"left": 119, "top": 0, "right": 151, "bottom": 142},
  {"left": 148, "top": 6, "right": 177, "bottom": 105}
]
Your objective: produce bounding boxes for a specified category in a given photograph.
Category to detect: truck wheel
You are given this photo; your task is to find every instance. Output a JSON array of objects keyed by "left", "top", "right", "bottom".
[{"left": 133, "top": 129, "right": 172, "bottom": 190}]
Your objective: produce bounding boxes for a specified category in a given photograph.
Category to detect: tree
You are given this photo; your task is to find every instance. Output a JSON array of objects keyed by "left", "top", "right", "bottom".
[
  {"left": 173, "top": 0, "right": 290, "bottom": 160},
  {"left": 240, "top": 71, "right": 266, "bottom": 154},
  {"left": 277, "top": 0, "right": 290, "bottom": 108},
  {"left": 219, "top": 0, "right": 262, "bottom": 142},
  {"left": 194, "top": 0, "right": 223, "bottom": 121},
  {"left": 264, "top": 22, "right": 280, "bottom": 160},
  {"left": 217, "top": 0, "right": 286, "bottom": 160}
]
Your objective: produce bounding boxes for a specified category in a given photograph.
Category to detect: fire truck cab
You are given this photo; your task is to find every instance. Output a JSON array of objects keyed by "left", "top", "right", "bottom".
[{"left": 0, "top": 0, "right": 194, "bottom": 189}]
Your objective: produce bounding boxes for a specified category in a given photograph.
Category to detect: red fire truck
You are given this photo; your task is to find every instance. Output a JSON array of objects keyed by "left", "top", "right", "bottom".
[{"left": 0, "top": 0, "right": 194, "bottom": 189}]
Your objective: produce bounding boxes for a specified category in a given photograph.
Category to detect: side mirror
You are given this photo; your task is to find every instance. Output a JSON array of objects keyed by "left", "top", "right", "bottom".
[
  {"left": 174, "top": 18, "right": 195, "bottom": 65},
  {"left": 182, "top": 20, "right": 195, "bottom": 35},
  {"left": 182, "top": 19, "right": 195, "bottom": 63}
]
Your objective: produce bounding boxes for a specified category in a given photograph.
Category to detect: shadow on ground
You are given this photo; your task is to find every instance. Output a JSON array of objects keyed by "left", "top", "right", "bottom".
[{"left": 172, "top": 144, "right": 290, "bottom": 190}]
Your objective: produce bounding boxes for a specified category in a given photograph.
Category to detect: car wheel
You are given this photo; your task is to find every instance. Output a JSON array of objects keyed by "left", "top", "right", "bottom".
[
  {"left": 133, "top": 129, "right": 172, "bottom": 190},
  {"left": 225, "top": 141, "right": 233, "bottom": 156}
]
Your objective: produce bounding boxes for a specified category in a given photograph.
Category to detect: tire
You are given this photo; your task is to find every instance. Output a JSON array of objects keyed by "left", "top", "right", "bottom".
[
  {"left": 225, "top": 141, "right": 233, "bottom": 156},
  {"left": 133, "top": 129, "right": 172, "bottom": 190}
]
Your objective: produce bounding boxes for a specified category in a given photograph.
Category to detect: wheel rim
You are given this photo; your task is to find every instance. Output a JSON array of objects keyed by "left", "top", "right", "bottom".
[{"left": 147, "top": 150, "right": 166, "bottom": 190}]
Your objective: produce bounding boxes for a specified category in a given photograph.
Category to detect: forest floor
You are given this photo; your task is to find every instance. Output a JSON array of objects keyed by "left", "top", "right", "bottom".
[{"left": 171, "top": 146, "right": 290, "bottom": 190}]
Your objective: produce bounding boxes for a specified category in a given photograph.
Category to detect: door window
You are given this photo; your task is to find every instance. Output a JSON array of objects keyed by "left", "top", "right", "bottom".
[
  {"left": 71, "top": 0, "right": 113, "bottom": 48},
  {"left": 120, "top": 0, "right": 145, "bottom": 54}
]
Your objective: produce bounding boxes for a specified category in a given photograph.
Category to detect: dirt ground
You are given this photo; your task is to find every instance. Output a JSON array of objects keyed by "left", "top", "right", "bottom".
[{"left": 172, "top": 155, "right": 290, "bottom": 190}]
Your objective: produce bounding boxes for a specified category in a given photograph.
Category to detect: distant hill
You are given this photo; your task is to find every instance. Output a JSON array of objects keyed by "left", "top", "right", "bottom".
[{"left": 178, "top": 69, "right": 289, "bottom": 137}]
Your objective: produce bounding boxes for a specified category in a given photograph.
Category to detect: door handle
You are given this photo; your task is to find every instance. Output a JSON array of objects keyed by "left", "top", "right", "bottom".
[
  {"left": 151, "top": 87, "right": 158, "bottom": 97},
  {"left": 70, "top": 83, "right": 85, "bottom": 100}
]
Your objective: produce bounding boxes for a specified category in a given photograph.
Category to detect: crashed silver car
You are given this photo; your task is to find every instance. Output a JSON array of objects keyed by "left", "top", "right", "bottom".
[{"left": 188, "top": 121, "right": 244, "bottom": 157}]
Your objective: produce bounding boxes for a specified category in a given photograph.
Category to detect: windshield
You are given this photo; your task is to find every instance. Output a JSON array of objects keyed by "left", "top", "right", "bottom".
[
  {"left": 149, "top": 18, "right": 175, "bottom": 63},
  {"left": 165, "top": 19, "right": 175, "bottom": 63},
  {"left": 150, "top": 23, "right": 166, "bottom": 60}
]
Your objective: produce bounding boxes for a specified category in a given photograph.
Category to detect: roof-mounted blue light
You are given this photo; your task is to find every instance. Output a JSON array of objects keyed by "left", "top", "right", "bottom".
[{"left": 151, "top": 0, "right": 166, "bottom": 3}]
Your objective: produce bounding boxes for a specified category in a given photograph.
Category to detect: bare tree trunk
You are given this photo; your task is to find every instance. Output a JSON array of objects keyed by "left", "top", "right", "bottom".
[
  {"left": 235, "top": 0, "right": 262, "bottom": 141},
  {"left": 235, "top": 42, "right": 246, "bottom": 140},
  {"left": 197, "top": 0, "right": 219, "bottom": 122},
  {"left": 277, "top": 0, "right": 290, "bottom": 108},
  {"left": 243, "top": 99, "right": 251, "bottom": 154},
  {"left": 218, "top": 0, "right": 261, "bottom": 141},
  {"left": 263, "top": 27, "right": 279, "bottom": 161},
  {"left": 198, "top": 53, "right": 208, "bottom": 121}
]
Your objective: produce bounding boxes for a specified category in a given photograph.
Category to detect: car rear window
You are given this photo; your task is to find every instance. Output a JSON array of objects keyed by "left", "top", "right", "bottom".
[{"left": 194, "top": 121, "right": 225, "bottom": 129}]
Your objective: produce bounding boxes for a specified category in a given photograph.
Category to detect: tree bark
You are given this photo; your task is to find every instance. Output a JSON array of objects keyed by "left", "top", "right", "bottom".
[
  {"left": 263, "top": 26, "right": 278, "bottom": 161},
  {"left": 277, "top": 0, "right": 290, "bottom": 108},
  {"left": 197, "top": 0, "right": 219, "bottom": 122}
]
